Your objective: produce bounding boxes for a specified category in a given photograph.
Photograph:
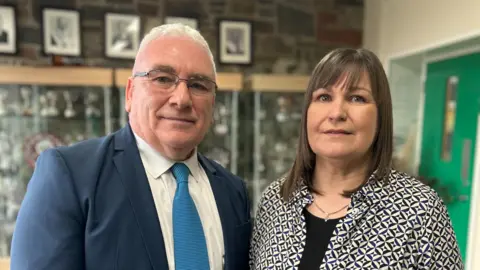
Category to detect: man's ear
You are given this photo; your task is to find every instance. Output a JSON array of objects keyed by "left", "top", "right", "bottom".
[{"left": 125, "top": 77, "right": 134, "bottom": 113}]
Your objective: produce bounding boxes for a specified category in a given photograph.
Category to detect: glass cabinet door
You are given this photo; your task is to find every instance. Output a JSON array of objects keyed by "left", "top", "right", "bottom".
[
  {"left": 252, "top": 91, "right": 305, "bottom": 211},
  {"left": 0, "top": 83, "right": 117, "bottom": 257},
  {"left": 198, "top": 91, "right": 239, "bottom": 175}
]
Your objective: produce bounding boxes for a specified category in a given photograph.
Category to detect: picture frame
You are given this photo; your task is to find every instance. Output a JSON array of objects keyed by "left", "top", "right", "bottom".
[
  {"left": 164, "top": 16, "right": 198, "bottom": 30},
  {"left": 0, "top": 5, "right": 18, "bottom": 55},
  {"left": 218, "top": 19, "right": 253, "bottom": 65},
  {"left": 104, "top": 12, "right": 141, "bottom": 60},
  {"left": 41, "top": 7, "right": 82, "bottom": 57}
]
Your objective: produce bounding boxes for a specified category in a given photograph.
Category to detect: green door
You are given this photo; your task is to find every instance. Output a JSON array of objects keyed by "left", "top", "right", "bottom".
[{"left": 420, "top": 52, "right": 480, "bottom": 261}]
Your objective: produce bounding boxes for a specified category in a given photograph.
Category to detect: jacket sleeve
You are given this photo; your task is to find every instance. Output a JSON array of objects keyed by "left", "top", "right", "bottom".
[
  {"left": 10, "top": 148, "right": 85, "bottom": 270},
  {"left": 417, "top": 195, "right": 465, "bottom": 269}
]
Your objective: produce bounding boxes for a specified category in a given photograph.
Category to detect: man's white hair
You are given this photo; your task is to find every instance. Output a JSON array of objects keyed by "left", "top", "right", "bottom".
[{"left": 137, "top": 23, "right": 216, "bottom": 74}]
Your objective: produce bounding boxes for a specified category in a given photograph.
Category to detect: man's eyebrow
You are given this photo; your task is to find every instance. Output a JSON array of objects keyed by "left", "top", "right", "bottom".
[
  {"left": 150, "top": 64, "right": 176, "bottom": 73},
  {"left": 189, "top": 72, "right": 215, "bottom": 82},
  {"left": 149, "top": 65, "right": 215, "bottom": 82}
]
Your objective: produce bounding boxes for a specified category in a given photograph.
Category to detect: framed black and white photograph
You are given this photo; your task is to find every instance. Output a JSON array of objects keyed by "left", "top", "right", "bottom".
[
  {"left": 165, "top": 16, "right": 198, "bottom": 30},
  {"left": 218, "top": 19, "right": 253, "bottom": 65},
  {"left": 42, "top": 8, "right": 81, "bottom": 57},
  {"left": 104, "top": 13, "right": 141, "bottom": 60},
  {"left": 0, "top": 5, "right": 17, "bottom": 55}
]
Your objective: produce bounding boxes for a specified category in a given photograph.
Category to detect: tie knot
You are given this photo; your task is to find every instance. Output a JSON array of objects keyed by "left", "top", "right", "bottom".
[{"left": 171, "top": 163, "right": 190, "bottom": 184}]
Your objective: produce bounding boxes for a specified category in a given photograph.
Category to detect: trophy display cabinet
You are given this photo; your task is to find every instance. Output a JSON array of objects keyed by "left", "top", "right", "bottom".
[
  {"left": 0, "top": 66, "right": 120, "bottom": 262},
  {"left": 250, "top": 74, "right": 309, "bottom": 213},
  {"left": 114, "top": 69, "right": 243, "bottom": 175}
]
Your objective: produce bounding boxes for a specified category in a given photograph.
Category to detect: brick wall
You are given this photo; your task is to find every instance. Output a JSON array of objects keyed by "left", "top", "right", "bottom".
[{"left": 1, "top": 0, "right": 364, "bottom": 74}]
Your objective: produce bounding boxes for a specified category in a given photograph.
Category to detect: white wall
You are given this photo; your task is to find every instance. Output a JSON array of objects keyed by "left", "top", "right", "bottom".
[
  {"left": 364, "top": 0, "right": 480, "bottom": 66},
  {"left": 363, "top": 1, "right": 480, "bottom": 269}
]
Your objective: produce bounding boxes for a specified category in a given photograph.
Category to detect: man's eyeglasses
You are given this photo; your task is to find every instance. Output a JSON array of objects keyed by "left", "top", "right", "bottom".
[{"left": 133, "top": 69, "right": 217, "bottom": 96}]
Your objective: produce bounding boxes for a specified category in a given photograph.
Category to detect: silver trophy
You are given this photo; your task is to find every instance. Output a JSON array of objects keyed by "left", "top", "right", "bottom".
[
  {"left": 20, "top": 87, "right": 33, "bottom": 116},
  {"left": 39, "top": 94, "right": 49, "bottom": 117},
  {"left": 85, "top": 92, "right": 101, "bottom": 118},
  {"left": 63, "top": 91, "right": 77, "bottom": 118},
  {"left": 214, "top": 104, "right": 229, "bottom": 135},
  {"left": 0, "top": 90, "right": 7, "bottom": 116},
  {"left": 275, "top": 96, "right": 289, "bottom": 123},
  {"left": 46, "top": 91, "right": 59, "bottom": 117},
  {"left": 0, "top": 132, "right": 11, "bottom": 171}
]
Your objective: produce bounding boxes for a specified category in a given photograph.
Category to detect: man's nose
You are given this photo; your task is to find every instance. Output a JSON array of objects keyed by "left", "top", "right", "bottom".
[{"left": 168, "top": 81, "right": 192, "bottom": 109}]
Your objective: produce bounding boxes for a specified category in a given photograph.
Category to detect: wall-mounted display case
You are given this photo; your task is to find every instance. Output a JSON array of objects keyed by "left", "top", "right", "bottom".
[
  {"left": 250, "top": 74, "right": 309, "bottom": 213},
  {"left": 0, "top": 66, "right": 118, "bottom": 259}
]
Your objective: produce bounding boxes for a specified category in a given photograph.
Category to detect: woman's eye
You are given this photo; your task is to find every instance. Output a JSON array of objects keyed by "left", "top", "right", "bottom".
[
  {"left": 351, "top": 95, "right": 366, "bottom": 103},
  {"left": 317, "top": 94, "right": 331, "bottom": 101}
]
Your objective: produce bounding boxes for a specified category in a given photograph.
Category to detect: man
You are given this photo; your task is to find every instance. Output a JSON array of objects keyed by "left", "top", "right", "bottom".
[
  {"left": 10, "top": 23, "right": 252, "bottom": 270},
  {"left": 50, "top": 16, "right": 71, "bottom": 48}
]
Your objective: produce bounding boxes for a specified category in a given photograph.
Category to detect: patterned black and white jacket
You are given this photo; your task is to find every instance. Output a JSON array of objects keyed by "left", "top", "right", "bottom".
[{"left": 249, "top": 170, "right": 464, "bottom": 269}]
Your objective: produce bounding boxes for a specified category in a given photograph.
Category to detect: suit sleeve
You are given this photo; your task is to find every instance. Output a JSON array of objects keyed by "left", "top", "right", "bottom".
[
  {"left": 417, "top": 196, "right": 465, "bottom": 269},
  {"left": 10, "top": 148, "right": 85, "bottom": 270}
]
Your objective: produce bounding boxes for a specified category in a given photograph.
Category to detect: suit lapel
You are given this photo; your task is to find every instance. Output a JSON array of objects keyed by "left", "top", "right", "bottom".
[
  {"left": 198, "top": 155, "right": 235, "bottom": 269},
  {"left": 113, "top": 125, "right": 168, "bottom": 270}
]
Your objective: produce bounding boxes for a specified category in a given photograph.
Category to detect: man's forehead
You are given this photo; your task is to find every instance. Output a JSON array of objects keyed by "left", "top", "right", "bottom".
[{"left": 135, "top": 36, "right": 215, "bottom": 76}]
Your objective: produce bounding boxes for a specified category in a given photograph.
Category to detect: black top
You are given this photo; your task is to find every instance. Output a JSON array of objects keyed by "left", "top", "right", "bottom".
[{"left": 298, "top": 209, "right": 342, "bottom": 270}]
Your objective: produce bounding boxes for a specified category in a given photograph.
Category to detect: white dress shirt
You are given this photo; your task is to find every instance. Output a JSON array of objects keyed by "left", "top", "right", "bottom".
[{"left": 134, "top": 133, "right": 224, "bottom": 270}]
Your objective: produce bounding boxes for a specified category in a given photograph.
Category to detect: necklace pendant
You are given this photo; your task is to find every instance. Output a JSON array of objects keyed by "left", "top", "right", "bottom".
[{"left": 324, "top": 214, "right": 330, "bottom": 222}]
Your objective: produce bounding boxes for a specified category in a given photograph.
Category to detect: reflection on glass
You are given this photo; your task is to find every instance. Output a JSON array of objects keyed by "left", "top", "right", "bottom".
[
  {"left": 198, "top": 91, "right": 236, "bottom": 172},
  {"left": 253, "top": 92, "right": 304, "bottom": 208},
  {"left": 0, "top": 84, "right": 117, "bottom": 257},
  {"left": 441, "top": 76, "right": 458, "bottom": 161}
]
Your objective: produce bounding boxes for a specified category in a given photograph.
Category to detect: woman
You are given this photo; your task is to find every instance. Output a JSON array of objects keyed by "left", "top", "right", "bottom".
[{"left": 249, "top": 48, "right": 464, "bottom": 269}]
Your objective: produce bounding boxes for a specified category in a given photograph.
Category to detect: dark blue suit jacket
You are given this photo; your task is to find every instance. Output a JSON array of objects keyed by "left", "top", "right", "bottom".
[{"left": 10, "top": 124, "right": 252, "bottom": 270}]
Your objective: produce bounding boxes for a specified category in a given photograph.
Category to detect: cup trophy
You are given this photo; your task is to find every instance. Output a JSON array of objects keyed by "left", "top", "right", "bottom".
[
  {"left": 20, "top": 86, "right": 33, "bottom": 116},
  {"left": 63, "top": 91, "right": 77, "bottom": 118},
  {"left": 0, "top": 132, "right": 11, "bottom": 172},
  {"left": 214, "top": 104, "right": 229, "bottom": 136},
  {"left": 39, "top": 94, "right": 49, "bottom": 117},
  {"left": 0, "top": 90, "right": 7, "bottom": 116},
  {"left": 85, "top": 92, "right": 101, "bottom": 118},
  {"left": 275, "top": 96, "right": 289, "bottom": 123},
  {"left": 46, "top": 91, "right": 59, "bottom": 117}
]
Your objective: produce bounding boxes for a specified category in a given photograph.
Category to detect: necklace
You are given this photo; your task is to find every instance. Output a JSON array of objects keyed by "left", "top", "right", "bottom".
[{"left": 312, "top": 199, "right": 349, "bottom": 222}]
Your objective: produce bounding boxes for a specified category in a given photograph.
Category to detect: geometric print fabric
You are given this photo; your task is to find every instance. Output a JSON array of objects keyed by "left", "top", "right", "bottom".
[{"left": 249, "top": 170, "right": 465, "bottom": 269}]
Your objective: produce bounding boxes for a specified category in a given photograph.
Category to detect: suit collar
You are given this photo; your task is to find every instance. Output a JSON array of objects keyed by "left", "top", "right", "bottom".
[{"left": 114, "top": 124, "right": 218, "bottom": 176}]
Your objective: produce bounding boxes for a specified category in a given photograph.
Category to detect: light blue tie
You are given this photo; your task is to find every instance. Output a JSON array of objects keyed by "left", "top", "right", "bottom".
[{"left": 171, "top": 163, "right": 210, "bottom": 270}]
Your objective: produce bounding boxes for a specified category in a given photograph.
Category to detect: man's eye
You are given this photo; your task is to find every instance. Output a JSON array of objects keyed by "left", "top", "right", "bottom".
[
  {"left": 190, "top": 82, "right": 208, "bottom": 90},
  {"left": 154, "top": 76, "right": 175, "bottom": 83}
]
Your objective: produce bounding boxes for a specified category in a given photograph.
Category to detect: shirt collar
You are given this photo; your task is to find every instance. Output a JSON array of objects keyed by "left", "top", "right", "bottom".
[{"left": 133, "top": 132, "right": 201, "bottom": 181}]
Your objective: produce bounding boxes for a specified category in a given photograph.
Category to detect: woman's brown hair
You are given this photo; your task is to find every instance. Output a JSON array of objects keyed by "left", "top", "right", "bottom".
[{"left": 280, "top": 48, "right": 393, "bottom": 201}]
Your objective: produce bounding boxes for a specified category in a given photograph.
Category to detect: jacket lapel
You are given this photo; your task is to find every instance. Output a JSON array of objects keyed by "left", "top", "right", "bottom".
[
  {"left": 112, "top": 125, "right": 168, "bottom": 270},
  {"left": 198, "top": 155, "right": 235, "bottom": 269}
]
